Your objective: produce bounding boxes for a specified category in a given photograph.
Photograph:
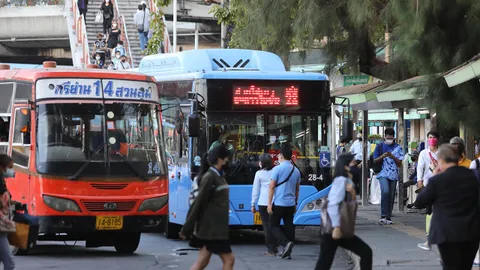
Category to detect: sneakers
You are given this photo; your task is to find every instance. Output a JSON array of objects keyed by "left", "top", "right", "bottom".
[
  {"left": 379, "top": 217, "right": 393, "bottom": 225},
  {"left": 417, "top": 241, "right": 431, "bottom": 251},
  {"left": 277, "top": 241, "right": 294, "bottom": 259}
]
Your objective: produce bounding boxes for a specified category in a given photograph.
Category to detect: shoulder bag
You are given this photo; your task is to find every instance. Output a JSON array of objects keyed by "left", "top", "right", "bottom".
[
  {"left": 137, "top": 10, "right": 146, "bottom": 32},
  {"left": 321, "top": 183, "right": 358, "bottom": 239}
]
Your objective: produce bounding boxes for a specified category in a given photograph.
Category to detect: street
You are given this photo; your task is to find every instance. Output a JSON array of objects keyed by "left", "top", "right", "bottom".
[{"left": 15, "top": 228, "right": 352, "bottom": 269}]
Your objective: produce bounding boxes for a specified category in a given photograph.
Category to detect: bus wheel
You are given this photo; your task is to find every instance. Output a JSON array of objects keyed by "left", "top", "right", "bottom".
[
  {"left": 165, "top": 221, "right": 181, "bottom": 239},
  {"left": 114, "top": 232, "right": 140, "bottom": 254}
]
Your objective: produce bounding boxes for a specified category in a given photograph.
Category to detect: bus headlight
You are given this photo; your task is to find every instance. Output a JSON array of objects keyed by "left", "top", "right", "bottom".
[
  {"left": 138, "top": 195, "right": 168, "bottom": 212},
  {"left": 301, "top": 198, "right": 325, "bottom": 212},
  {"left": 43, "top": 195, "right": 81, "bottom": 213}
]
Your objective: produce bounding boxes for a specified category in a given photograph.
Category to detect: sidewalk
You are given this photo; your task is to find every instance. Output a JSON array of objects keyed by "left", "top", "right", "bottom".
[{"left": 347, "top": 204, "right": 442, "bottom": 270}]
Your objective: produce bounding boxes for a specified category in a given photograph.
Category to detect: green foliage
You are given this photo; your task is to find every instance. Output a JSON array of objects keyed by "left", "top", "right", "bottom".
[{"left": 144, "top": 0, "right": 172, "bottom": 55}]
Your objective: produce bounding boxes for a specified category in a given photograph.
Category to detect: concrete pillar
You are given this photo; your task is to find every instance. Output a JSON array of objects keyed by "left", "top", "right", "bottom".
[
  {"left": 397, "top": 108, "right": 405, "bottom": 213},
  {"left": 361, "top": 110, "right": 369, "bottom": 206}
]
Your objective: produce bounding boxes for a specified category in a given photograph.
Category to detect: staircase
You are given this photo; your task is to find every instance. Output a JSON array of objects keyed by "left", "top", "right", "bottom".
[{"left": 114, "top": 0, "right": 143, "bottom": 66}]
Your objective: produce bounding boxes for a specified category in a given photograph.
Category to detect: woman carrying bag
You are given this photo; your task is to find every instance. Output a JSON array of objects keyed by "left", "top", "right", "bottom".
[{"left": 315, "top": 154, "right": 372, "bottom": 270}]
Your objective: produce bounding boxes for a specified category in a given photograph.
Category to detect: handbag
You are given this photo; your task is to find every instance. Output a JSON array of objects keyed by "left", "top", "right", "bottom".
[
  {"left": 95, "top": 10, "right": 102, "bottom": 23},
  {"left": 321, "top": 183, "right": 358, "bottom": 239}
]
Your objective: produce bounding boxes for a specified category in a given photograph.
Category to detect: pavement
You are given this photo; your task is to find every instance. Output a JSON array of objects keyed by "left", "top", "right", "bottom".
[
  {"left": 14, "top": 228, "right": 353, "bottom": 269},
  {"left": 346, "top": 204, "right": 445, "bottom": 270}
]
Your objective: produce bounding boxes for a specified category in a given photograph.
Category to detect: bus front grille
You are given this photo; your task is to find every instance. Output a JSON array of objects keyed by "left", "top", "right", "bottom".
[
  {"left": 89, "top": 183, "right": 129, "bottom": 190},
  {"left": 82, "top": 201, "right": 138, "bottom": 212}
]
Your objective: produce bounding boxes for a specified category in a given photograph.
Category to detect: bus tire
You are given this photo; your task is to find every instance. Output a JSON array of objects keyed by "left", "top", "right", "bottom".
[
  {"left": 114, "top": 232, "right": 141, "bottom": 254},
  {"left": 165, "top": 221, "right": 181, "bottom": 239}
]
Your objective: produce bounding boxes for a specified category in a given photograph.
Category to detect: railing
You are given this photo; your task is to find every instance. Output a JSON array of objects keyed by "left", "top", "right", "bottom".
[
  {"left": 149, "top": 0, "right": 172, "bottom": 53},
  {"left": 113, "top": 0, "right": 134, "bottom": 67},
  {"left": 70, "top": 0, "right": 90, "bottom": 67},
  {"left": 0, "top": 0, "right": 63, "bottom": 7}
]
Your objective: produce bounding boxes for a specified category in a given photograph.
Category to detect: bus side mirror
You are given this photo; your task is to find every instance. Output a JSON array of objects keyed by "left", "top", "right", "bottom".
[
  {"left": 342, "top": 119, "right": 353, "bottom": 141},
  {"left": 18, "top": 108, "right": 30, "bottom": 134},
  {"left": 188, "top": 114, "right": 201, "bottom": 137}
]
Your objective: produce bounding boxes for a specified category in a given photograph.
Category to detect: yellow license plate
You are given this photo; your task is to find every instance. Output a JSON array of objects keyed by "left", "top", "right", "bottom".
[
  {"left": 95, "top": 216, "right": 123, "bottom": 230},
  {"left": 254, "top": 212, "right": 262, "bottom": 225}
]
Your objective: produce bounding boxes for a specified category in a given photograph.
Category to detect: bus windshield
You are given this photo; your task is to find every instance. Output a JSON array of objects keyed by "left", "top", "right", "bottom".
[{"left": 36, "top": 102, "right": 166, "bottom": 178}]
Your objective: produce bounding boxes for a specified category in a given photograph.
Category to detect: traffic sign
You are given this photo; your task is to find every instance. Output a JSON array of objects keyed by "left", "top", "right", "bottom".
[{"left": 319, "top": 151, "right": 331, "bottom": 168}]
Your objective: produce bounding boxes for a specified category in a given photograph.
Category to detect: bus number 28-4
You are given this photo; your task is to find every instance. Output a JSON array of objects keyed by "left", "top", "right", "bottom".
[{"left": 308, "top": 174, "right": 323, "bottom": 181}]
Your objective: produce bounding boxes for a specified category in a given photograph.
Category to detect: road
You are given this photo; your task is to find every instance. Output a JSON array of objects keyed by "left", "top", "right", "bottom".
[{"left": 14, "top": 228, "right": 352, "bottom": 269}]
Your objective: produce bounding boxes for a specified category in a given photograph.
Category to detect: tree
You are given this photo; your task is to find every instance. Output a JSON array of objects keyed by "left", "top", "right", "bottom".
[
  {"left": 144, "top": 0, "right": 172, "bottom": 55},
  {"left": 213, "top": 0, "right": 480, "bottom": 133}
]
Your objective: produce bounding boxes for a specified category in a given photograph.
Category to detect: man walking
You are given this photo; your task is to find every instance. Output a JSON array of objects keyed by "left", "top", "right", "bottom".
[
  {"left": 372, "top": 128, "right": 404, "bottom": 225},
  {"left": 267, "top": 146, "right": 301, "bottom": 259}
]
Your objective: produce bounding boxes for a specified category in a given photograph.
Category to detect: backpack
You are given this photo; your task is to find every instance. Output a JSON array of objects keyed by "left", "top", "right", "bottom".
[
  {"left": 189, "top": 171, "right": 217, "bottom": 206},
  {"left": 369, "top": 143, "right": 384, "bottom": 173}
]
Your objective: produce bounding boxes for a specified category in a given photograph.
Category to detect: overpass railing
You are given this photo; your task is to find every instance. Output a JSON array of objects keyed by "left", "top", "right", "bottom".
[
  {"left": 148, "top": 0, "right": 172, "bottom": 53},
  {"left": 66, "top": 0, "right": 90, "bottom": 67},
  {"left": 0, "top": 0, "right": 63, "bottom": 7},
  {"left": 113, "top": 0, "right": 133, "bottom": 67}
]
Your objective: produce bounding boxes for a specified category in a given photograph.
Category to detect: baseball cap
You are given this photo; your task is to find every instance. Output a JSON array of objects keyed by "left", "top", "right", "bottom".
[{"left": 449, "top": 136, "right": 465, "bottom": 146}]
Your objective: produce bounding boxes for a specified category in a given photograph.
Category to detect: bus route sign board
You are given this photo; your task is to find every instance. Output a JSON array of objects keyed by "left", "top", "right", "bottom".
[
  {"left": 35, "top": 79, "right": 158, "bottom": 101},
  {"left": 343, "top": 75, "right": 371, "bottom": 87}
]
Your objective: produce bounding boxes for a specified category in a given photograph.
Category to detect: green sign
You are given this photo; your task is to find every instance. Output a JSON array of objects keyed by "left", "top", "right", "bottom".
[{"left": 343, "top": 75, "right": 371, "bottom": 86}]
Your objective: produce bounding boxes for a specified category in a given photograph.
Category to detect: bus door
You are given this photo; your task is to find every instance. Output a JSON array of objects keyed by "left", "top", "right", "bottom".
[
  {"left": 176, "top": 104, "right": 192, "bottom": 216},
  {"left": 8, "top": 104, "right": 32, "bottom": 206}
]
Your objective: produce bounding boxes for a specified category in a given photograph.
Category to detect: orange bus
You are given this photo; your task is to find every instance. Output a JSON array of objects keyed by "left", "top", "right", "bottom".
[{"left": 0, "top": 62, "right": 168, "bottom": 254}]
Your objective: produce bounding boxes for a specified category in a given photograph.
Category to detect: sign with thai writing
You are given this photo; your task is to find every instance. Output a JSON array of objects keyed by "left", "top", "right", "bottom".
[
  {"left": 35, "top": 79, "right": 158, "bottom": 101},
  {"left": 343, "top": 75, "right": 372, "bottom": 87}
]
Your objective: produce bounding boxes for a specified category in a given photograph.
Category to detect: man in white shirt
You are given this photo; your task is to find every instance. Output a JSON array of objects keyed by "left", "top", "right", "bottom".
[
  {"left": 415, "top": 130, "right": 439, "bottom": 251},
  {"left": 350, "top": 133, "right": 371, "bottom": 165},
  {"left": 115, "top": 55, "right": 131, "bottom": 70},
  {"left": 134, "top": 4, "right": 150, "bottom": 51}
]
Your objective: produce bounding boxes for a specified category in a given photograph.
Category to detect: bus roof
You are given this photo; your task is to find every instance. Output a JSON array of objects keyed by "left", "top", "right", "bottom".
[
  {"left": 0, "top": 68, "right": 156, "bottom": 83},
  {"left": 138, "top": 49, "right": 329, "bottom": 81}
]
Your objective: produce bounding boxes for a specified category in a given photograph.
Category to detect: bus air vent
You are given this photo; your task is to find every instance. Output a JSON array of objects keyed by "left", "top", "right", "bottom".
[
  {"left": 82, "top": 201, "right": 138, "bottom": 212},
  {"left": 212, "top": 58, "right": 251, "bottom": 70},
  {"left": 90, "top": 183, "right": 129, "bottom": 190}
]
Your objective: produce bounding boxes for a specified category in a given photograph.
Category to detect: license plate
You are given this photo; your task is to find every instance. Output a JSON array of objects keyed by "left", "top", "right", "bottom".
[
  {"left": 254, "top": 212, "right": 262, "bottom": 225},
  {"left": 95, "top": 216, "right": 123, "bottom": 230}
]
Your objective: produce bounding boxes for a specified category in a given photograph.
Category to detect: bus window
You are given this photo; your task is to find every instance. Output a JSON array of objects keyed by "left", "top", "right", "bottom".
[{"left": 12, "top": 107, "right": 31, "bottom": 167}]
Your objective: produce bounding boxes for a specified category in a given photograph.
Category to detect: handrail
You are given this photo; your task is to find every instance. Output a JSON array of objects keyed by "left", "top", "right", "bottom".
[
  {"left": 113, "top": 0, "right": 134, "bottom": 67},
  {"left": 66, "top": 0, "right": 90, "bottom": 67}
]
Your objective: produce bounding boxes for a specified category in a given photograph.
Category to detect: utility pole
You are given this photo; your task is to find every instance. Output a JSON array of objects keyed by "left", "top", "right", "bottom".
[
  {"left": 220, "top": 0, "right": 225, "bottom": 48},
  {"left": 173, "top": 0, "right": 177, "bottom": 52},
  {"left": 194, "top": 23, "right": 199, "bottom": 50}
]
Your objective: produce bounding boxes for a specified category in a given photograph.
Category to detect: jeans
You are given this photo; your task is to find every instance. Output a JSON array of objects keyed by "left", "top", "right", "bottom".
[
  {"left": 438, "top": 240, "right": 479, "bottom": 270},
  {"left": 258, "top": 206, "right": 277, "bottom": 253},
  {"left": 0, "top": 233, "right": 15, "bottom": 270},
  {"left": 378, "top": 177, "right": 397, "bottom": 218},
  {"left": 138, "top": 31, "right": 148, "bottom": 51},
  {"left": 315, "top": 234, "right": 372, "bottom": 270},
  {"left": 269, "top": 205, "right": 295, "bottom": 247}
]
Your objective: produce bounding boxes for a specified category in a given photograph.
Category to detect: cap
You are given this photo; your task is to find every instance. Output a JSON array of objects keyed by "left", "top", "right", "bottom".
[{"left": 449, "top": 136, "right": 465, "bottom": 146}]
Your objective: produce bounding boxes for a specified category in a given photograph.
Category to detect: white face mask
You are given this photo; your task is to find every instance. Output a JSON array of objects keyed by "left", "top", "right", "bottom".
[
  {"left": 115, "top": 54, "right": 120, "bottom": 59},
  {"left": 106, "top": 0, "right": 109, "bottom": 3},
  {"left": 96, "top": 56, "right": 101, "bottom": 60},
  {"left": 385, "top": 139, "right": 394, "bottom": 145},
  {"left": 4, "top": 168, "right": 14, "bottom": 178}
]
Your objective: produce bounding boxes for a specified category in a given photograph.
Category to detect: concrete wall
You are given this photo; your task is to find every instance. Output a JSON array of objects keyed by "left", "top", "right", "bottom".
[{"left": 0, "top": 6, "right": 67, "bottom": 39}]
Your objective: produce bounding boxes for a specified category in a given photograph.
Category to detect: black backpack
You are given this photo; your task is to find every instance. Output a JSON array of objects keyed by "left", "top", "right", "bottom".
[{"left": 369, "top": 143, "right": 384, "bottom": 173}]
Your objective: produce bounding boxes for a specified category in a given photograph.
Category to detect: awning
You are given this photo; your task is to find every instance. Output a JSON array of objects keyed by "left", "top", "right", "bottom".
[
  {"left": 375, "top": 75, "right": 434, "bottom": 102},
  {"left": 331, "top": 82, "right": 389, "bottom": 105},
  {"left": 443, "top": 53, "right": 480, "bottom": 88}
]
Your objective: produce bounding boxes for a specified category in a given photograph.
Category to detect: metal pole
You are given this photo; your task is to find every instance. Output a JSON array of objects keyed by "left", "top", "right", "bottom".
[
  {"left": 397, "top": 108, "right": 405, "bottom": 213},
  {"left": 361, "top": 110, "right": 369, "bottom": 206},
  {"left": 331, "top": 102, "right": 337, "bottom": 164},
  {"left": 173, "top": 0, "right": 177, "bottom": 52},
  {"left": 194, "top": 23, "right": 199, "bottom": 50},
  {"left": 220, "top": 0, "right": 225, "bottom": 48}
]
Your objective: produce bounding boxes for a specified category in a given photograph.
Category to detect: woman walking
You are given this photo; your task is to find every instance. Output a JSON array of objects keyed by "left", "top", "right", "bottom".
[
  {"left": 0, "top": 154, "right": 16, "bottom": 270},
  {"left": 414, "top": 144, "right": 480, "bottom": 270},
  {"left": 180, "top": 145, "right": 235, "bottom": 270},
  {"left": 315, "top": 154, "right": 372, "bottom": 270},
  {"left": 106, "top": 20, "right": 121, "bottom": 56},
  {"left": 100, "top": 0, "right": 114, "bottom": 34},
  {"left": 251, "top": 153, "right": 277, "bottom": 255}
]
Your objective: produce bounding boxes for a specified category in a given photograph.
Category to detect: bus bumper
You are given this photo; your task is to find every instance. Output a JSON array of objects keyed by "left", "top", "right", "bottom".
[{"left": 37, "top": 215, "right": 168, "bottom": 234}]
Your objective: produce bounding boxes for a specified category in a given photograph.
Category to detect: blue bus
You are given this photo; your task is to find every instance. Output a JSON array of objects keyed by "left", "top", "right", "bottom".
[{"left": 137, "top": 49, "right": 349, "bottom": 238}]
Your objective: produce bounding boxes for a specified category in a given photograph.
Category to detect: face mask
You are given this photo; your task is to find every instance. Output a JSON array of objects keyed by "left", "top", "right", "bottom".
[
  {"left": 96, "top": 56, "right": 101, "bottom": 60},
  {"left": 4, "top": 168, "right": 14, "bottom": 178},
  {"left": 385, "top": 139, "right": 394, "bottom": 145},
  {"left": 106, "top": 0, "right": 109, "bottom": 3},
  {"left": 428, "top": 138, "right": 438, "bottom": 146}
]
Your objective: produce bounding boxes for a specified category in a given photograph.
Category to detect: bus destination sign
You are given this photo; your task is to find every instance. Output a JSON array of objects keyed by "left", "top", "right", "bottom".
[
  {"left": 232, "top": 84, "right": 299, "bottom": 107},
  {"left": 36, "top": 79, "right": 158, "bottom": 101}
]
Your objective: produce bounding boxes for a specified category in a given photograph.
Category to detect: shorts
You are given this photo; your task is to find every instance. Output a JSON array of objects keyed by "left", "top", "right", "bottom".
[{"left": 189, "top": 236, "right": 232, "bottom": 254}]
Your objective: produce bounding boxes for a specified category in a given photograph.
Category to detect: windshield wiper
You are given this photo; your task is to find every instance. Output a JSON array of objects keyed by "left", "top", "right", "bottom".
[
  {"left": 69, "top": 142, "right": 106, "bottom": 180},
  {"left": 115, "top": 153, "right": 148, "bottom": 181}
]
